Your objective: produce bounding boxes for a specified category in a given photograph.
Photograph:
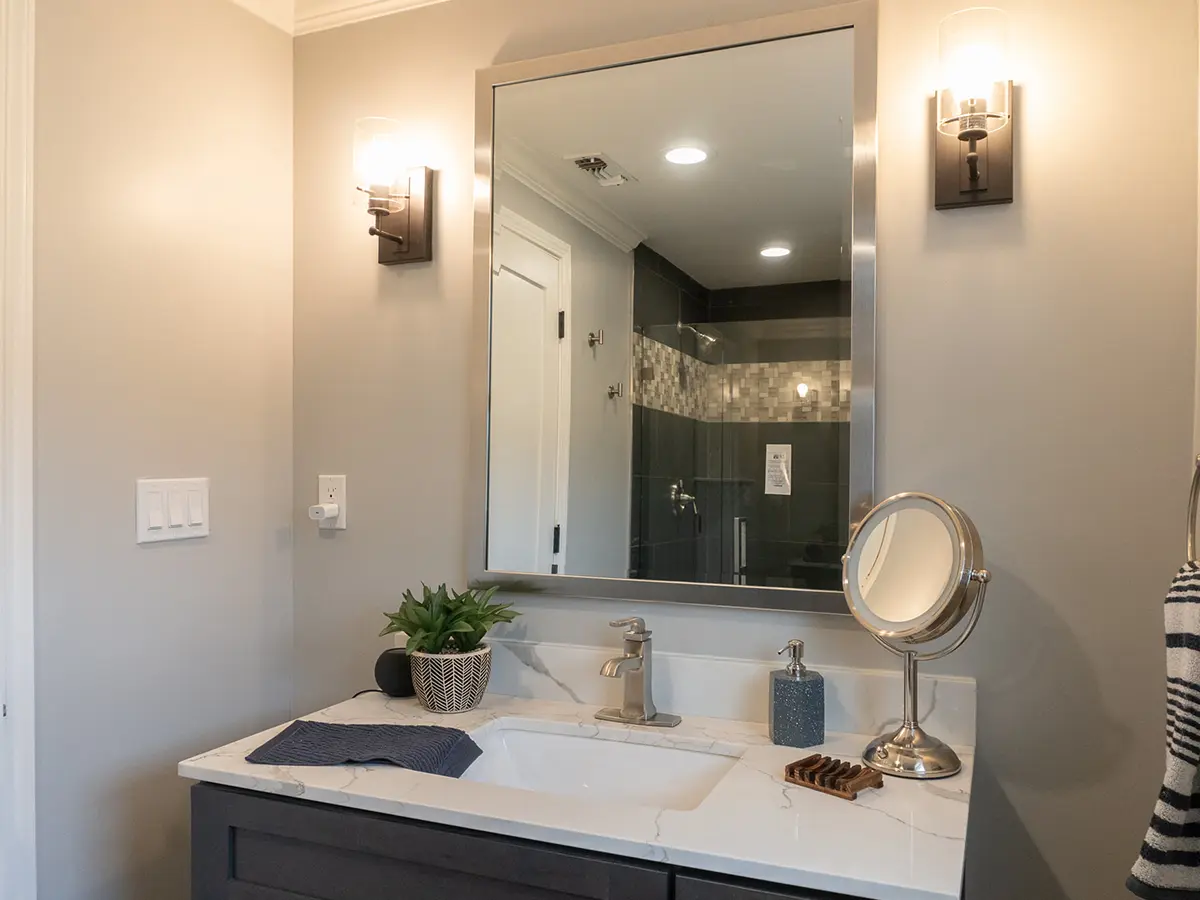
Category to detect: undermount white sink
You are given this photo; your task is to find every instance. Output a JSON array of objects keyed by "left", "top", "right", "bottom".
[{"left": 462, "top": 718, "right": 744, "bottom": 811}]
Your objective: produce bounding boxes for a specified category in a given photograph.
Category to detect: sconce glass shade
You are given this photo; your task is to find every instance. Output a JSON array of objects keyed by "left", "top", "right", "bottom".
[
  {"left": 937, "top": 7, "right": 1011, "bottom": 138},
  {"left": 354, "top": 117, "right": 408, "bottom": 208}
]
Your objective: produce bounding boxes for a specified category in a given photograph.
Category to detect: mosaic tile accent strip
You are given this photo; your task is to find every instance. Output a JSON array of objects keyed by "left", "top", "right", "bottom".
[
  {"left": 631, "top": 333, "right": 709, "bottom": 419},
  {"left": 714, "top": 360, "right": 851, "bottom": 424},
  {"left": 632, "top": 334, "right": 851, "bottom": 424}
]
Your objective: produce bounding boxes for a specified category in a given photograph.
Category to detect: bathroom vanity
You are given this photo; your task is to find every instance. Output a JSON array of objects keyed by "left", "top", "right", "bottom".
[{"left": 181, "top": 693, "right": 972, "bottom": 900}]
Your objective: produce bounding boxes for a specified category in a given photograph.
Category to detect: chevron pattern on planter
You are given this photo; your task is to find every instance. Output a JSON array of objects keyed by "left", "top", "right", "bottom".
[{"left": 410, "top": 645, "right": 493, "bottom": 714}]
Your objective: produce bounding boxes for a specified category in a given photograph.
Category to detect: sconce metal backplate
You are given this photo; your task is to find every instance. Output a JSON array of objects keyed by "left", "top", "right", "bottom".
[
  {"left": 378, "top": 167, "right": 435, "bottom": 265},
  {"left": 935, "top": 82, "right": 1014, "bottom": 211}
]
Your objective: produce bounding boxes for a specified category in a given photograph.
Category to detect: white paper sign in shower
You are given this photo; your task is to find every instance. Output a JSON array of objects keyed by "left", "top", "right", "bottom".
[{"left": 765, "top": 444, "right": 792, "bottom": 496}]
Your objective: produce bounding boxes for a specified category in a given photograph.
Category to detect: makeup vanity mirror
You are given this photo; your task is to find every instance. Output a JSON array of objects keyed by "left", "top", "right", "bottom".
[
  {"left": 843, "top": 493, "right": 990, "bottom": 778},
  {"left": 471, "top": 2, "right": 877, "bottom": 614}
]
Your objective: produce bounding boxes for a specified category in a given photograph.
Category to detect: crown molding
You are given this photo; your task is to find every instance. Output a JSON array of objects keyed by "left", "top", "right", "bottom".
[
  {"left": 227, "top": 0, "right": 296, "bottom": 34},
  {"left": 496, "top": 142, "right": 646, "bottom": 254},
  {"left": 224, "top": 0, "right": 455, "bottom": 36},
  {"left": 294, "top": 0, "right": 452, "bottom": 35}
]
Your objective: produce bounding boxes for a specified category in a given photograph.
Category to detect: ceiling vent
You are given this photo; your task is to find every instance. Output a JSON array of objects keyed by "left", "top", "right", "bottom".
[{"left": 569, "top": 153, "right": 636, "bottom": 188}]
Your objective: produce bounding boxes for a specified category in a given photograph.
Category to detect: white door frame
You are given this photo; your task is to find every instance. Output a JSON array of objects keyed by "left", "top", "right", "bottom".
[
  {"left": 0, "top": 0, "right": 36, "bottom": 898},
  {"left": 494, "top": 207, "right": 572, "bottom": 568}
]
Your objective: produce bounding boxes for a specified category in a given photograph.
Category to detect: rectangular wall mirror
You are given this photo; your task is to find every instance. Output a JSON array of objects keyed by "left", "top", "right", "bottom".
[{"left": 472, "top": 2, "right": 877, "bottom": 614}]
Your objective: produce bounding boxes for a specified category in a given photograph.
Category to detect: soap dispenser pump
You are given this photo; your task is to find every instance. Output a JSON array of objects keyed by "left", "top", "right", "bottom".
[{"left": 769, "top": 639, "right": 825, "bottom": 749}]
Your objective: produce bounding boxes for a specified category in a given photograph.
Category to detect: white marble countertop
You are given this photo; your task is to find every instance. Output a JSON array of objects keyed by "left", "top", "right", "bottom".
[{"left": 180, "top": 694, "right": 972, "bottom": 900}]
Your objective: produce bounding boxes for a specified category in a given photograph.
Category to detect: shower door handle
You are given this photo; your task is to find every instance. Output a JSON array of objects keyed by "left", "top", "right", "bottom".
[{"left": 732, "top": 517, "right": 748, "bottom": 585}]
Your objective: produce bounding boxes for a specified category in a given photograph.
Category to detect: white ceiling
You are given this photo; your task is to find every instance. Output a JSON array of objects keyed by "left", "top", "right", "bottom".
[
  {"left": 226, "top": 0, "right": 453, "bottom": 35},
  {"left": 494, "top": 29, "right": 854, "bottom": 290}
]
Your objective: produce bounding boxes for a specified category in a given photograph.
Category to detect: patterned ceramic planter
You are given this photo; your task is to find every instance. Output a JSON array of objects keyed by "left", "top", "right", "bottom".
[{"left": 410, "top": 645, "right": 492, "bottom": 713}]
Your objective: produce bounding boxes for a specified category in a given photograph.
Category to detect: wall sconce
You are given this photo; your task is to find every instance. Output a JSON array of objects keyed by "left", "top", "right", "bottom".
[
  {"left": 935, "top": 8, "right": 1013, "bottom": 210},
  {"left": 353, "top": 117, "right": 434, "bottom": 265}
]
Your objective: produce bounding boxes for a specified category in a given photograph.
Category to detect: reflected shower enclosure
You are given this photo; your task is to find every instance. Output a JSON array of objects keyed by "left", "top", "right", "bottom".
[
  {"left": 630, "top": 249, "right": 851, "bottom": 590},
  {"left": 484, "top": 25, "right": 860, "bottom": 592}
]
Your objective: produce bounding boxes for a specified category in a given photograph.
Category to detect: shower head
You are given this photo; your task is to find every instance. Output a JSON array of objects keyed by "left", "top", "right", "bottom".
[{"left": 677, "top": 322, "right": 722, "bottom": 353}]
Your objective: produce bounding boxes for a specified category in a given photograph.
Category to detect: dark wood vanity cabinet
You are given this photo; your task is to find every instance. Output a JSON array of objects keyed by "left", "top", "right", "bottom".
[
  {"left": 676, "top": 875, "right": 851, "bottom": 900},
  {"left": 192, "top": 784, "right": 863, "bottom": 900}
]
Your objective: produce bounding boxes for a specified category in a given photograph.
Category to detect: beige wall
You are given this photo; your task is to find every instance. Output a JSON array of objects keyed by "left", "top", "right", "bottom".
[
  {"left": 294, "top": 2, "right": 1196, "bottom": 899},
  {"left": 34, "top": 1, "right": 294, "bottom": 898}
]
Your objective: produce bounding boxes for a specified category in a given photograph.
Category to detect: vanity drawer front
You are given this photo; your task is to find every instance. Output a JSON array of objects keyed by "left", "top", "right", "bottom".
[
  {"left": 192, "top": 784, "right": 669, "bottom": 900},
  {"left": 677, "top": 872, "right": 860, "bottom": 900}
]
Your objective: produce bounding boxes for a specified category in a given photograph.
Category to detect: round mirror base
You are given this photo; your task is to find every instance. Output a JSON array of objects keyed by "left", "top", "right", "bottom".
[{"left": 863, "top": 723, "right": 962, "bottom": 780}]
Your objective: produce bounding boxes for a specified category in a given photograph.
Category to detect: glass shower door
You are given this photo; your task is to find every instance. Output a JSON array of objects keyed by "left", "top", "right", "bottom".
[
  {"left": 630, "top": 323, "right": 739, "bottom": 585},
  {"left": 629, "top": 317, "right": 851, "bottom": 589}
]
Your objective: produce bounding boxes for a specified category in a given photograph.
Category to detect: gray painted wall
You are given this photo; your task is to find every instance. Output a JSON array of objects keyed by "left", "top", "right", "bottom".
[
  {"left": 494, "top": 175, "right": 634, "bottom": 578},
  {"left": 34, "top": 1, "right": 294, "bottom": 897},
  {"left": 291, "top": 2, "right": 1198, "bottom": 899}
]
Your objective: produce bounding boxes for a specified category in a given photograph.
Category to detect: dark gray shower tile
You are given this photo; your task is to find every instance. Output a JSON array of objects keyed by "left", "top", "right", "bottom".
[
  {"left": 786, "top": 423, "right": 842, "bottom": 485},
  {"left": 631, "top": 406, "right": 645, "bottom": 476},
  {"left": 655, "top": 539, "right": 698, "bottom": 583},
  {"left": 709, "top": 280, "right": 846, "bottom": 321},
  {"left": 644, "top": 477, "right": 687, "bottom": 544},
  {"left": 837, "top": 422, "right": 851, "bottom": 486},
  {"left": 752, "top": 493, "right": 792, "bottom": 544},
  {"left": 696, "top": 422, "right": 722, "bottom": 480},
  {"left": 629, "top": 474, "right": 645, "bottom": 548},
  {"left": 789, "top": 482, "right": 842, "bottom": 545},
  {"left": 681, "top": 287, "right": 708, "bottom": 327},
  {"left": 650, "top": 409, "right": 696, "bottom": 479},
  {"left": 633, "top": 265, "right": 681, "bottom": 335}
]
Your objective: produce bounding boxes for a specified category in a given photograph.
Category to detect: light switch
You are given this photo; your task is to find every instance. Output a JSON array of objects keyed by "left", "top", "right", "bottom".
[
  {"left": 146, "top": 491, "right": 165, "bottom": 530},
  {"left": 167, "top": 491, "right": 185, "bottom": 528},
  {"left": 187, "top": 490, "right": 204, "bottom": 526},
  {"left": 137, "top": 478, "right": 210, "bottom": 544}
]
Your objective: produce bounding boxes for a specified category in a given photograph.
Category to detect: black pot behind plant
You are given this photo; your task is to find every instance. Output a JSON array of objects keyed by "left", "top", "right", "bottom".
[{"left": 374, "top": 648, "right": 415, "bottom": 698}]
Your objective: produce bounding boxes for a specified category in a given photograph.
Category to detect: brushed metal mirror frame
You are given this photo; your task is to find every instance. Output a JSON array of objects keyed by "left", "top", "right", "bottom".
[{"left": 469, "top": 0, "right": 878, "bottom": 615}]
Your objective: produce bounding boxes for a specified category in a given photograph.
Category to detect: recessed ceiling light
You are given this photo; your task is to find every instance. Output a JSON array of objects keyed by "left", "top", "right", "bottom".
[
  {"left": 760, "top": 246, "right": 792, "bottom": 258},
  {"left": 665, "top": 147, "right": 708, "bottom": 165}
]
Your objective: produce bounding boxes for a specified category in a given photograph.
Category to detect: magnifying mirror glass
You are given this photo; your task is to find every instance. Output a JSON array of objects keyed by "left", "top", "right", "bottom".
[{"left": 843, "top": 492, "right": 991, "bottom": 779}]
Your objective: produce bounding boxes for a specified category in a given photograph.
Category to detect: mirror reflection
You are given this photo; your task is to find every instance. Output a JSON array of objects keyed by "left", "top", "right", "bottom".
[
  {"left": 853, "top": 508, "right": 955, "bottom": 625},
  {"left": 487, "top": 28, "right": 856, "bottom": 589}
]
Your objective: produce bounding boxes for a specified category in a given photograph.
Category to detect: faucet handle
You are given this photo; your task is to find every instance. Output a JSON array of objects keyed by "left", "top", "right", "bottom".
[{"left": 610, "top": 617, "right": 649, "bottom": 636}]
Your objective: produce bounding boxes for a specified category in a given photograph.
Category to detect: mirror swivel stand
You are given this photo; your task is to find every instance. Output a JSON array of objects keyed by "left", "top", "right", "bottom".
[{"left": 863, "top": 568, "right": 991, "bottom": 780}]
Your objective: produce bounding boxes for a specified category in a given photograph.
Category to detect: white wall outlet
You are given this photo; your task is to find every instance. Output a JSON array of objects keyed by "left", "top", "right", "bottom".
[
  {"left": 316, "top": 475, "right": 347, "bottom": 530},
  {"left": 137, "top": 478, "right": 210, "bottom": 544}
]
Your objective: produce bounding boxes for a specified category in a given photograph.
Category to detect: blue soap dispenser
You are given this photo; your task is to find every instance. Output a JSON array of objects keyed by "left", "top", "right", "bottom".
[{"left": 769, "top": 639, "right": 825, "bottom": 749}]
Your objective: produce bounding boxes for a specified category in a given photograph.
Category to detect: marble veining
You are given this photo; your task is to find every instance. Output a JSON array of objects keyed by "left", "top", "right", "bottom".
[
  {"left": 181, "top": 693, "right": 972, "bottom": 900},
  {"left": 487, "top": 638, "right": 977, "bottom": 746}
]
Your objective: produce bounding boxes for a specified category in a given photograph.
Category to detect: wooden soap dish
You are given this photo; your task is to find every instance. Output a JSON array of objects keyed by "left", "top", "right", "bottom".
[{"left": 784, "top": 754, "right": 884, "bottom": 801}]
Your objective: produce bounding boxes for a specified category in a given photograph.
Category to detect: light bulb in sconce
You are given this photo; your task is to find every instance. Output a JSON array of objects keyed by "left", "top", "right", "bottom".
[
  {"left": 939, "top": 9, "right": 1009, "bottom": 110},
  {"left": 354, "top": 118, "right": 408, "bottom": 211},
  {"left": 796, "top": 383, "right": 810, "bottom": 399},
  {"left": 352, "top": 117, "right": 436, "bottom": 267},
  {"left": 934, "top": 7, "right": 1015, "bottom": 210}
]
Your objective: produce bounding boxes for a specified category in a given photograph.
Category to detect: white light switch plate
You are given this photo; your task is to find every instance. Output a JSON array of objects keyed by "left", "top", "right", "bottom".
[
  {"left": 137, "top": 478, "right": 210, "bottom": 544},
  {"left": 318, "top": 475, "right": 347, "bottom": 530}
]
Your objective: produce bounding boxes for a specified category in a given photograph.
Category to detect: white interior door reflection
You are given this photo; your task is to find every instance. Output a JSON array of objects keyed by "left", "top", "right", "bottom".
[{"left": 487, "top": 211, "right": 571, "bottom": 573}]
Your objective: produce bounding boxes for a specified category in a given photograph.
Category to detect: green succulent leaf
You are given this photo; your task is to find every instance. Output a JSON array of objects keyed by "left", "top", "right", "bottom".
[
  {"left": 380, "top": 582, "right": 522, "bottom": 655},
  {"left": 405, "top": 629, "right": 429, "bottom": 654}
]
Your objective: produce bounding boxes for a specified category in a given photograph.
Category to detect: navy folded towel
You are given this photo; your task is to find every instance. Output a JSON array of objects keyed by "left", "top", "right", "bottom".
[{"left": 246, "top": 721, "right": 481, "bottom": 778}]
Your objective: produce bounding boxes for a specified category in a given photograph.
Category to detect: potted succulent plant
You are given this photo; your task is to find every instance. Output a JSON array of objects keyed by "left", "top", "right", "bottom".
[{"left": 379, "top": 583, "right": 519, "bottom": 713}]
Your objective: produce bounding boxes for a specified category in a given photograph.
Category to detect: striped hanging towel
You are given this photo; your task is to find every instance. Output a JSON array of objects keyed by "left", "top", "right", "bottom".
[{"left": 1130, "top": 563, "right": 1200, "bottom": 898}]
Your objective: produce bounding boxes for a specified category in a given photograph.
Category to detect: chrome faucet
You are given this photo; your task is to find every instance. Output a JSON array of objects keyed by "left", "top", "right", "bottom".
[{"left": 595, "top": 618, "right": 681, "bottom": 728}]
